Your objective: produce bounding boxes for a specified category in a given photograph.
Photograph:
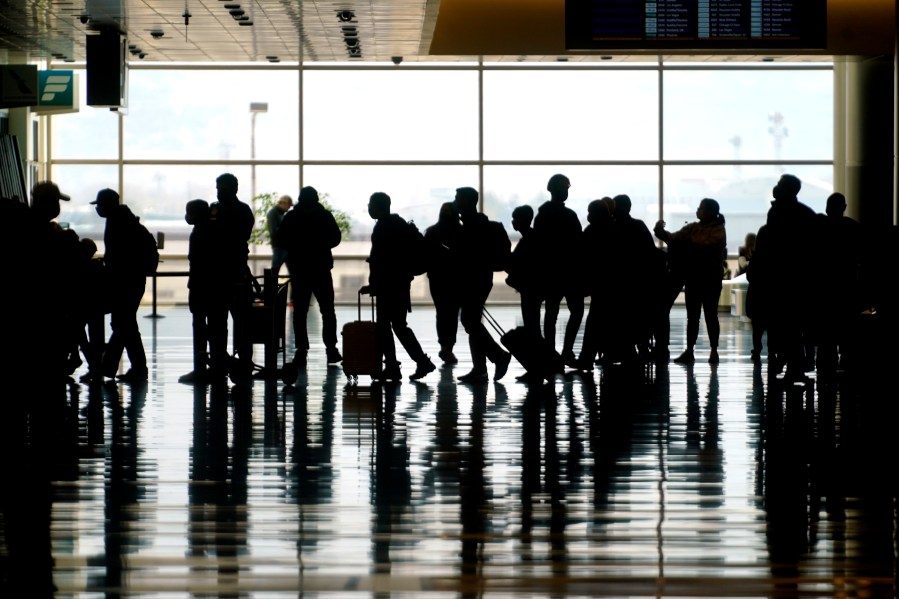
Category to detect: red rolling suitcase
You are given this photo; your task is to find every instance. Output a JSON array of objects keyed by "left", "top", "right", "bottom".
[
  {"left": 483, "top": 307, "right": 564, "bottom": 382},
  {"left": 342, "top": 290, "right": 380, "bottom": 384}
]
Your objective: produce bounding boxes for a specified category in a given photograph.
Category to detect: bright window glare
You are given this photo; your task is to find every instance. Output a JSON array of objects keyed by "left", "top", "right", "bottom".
[{"left": 49, "top": 61, "right": 834, "bottom": 264}]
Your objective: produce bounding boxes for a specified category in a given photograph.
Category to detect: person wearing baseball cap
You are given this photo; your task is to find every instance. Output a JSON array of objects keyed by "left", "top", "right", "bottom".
[{"left": 31, "top": 181, "right": 71, "bottom": 223}]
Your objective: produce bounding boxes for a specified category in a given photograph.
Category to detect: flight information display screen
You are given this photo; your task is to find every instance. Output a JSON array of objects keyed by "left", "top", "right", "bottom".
[{"left": 566, "top": 0, "right": 827, "bottom": 51}]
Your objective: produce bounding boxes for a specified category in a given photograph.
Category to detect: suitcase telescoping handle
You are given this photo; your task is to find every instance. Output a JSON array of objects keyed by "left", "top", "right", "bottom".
[
  {"left": 482, "top": 307, "right": 506, "bottom": 337},
  {"left": 358, "top": 288, "right": 375, "bottom": 322}
]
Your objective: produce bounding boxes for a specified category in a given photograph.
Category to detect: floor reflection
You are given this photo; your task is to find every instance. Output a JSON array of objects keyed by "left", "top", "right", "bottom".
[{"left": 0, "top": 306, "right": 895, "bottom": 597}]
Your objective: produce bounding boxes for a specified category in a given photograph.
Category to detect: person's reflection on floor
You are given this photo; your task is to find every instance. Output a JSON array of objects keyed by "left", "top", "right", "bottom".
[
  {"left": 289, "top": 368, "right": 339, "bottom": 559},
  {"left": 96, "top": 379, "right": 149, "bottom": 594},
  {"left": 459, "top": 383, "right": 491, "bottom": 595},
  {"left": 371, "top": 384, "right": 412, "bottom": 575},
  {"left": 0, "top": 382, "right": 62, "bottom": 597},
  {"left": 762, "top": 383, "right": 811, "bottom": 597}
]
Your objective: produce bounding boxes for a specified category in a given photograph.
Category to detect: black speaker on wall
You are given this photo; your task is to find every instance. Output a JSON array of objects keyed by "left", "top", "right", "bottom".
[{"left": 86, "top": 29, "right": 127, "bottom": 106}]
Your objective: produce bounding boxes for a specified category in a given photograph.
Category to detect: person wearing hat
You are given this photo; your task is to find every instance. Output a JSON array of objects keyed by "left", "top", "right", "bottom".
[
  {"left": 31, "top": 181, "right": 82, "bottom": 378},
  {"left": 92, "top": 188, "right": 153, "bottom": 383}
]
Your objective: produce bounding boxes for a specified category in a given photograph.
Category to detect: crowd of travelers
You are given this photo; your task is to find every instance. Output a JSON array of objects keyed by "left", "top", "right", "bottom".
[{"left": 1, "top": 171, "right": 895, "bottom": 389}]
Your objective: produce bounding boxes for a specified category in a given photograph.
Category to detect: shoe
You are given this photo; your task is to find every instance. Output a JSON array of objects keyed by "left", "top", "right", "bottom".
[
  {"left": 494, "top": 351, "right": 512, "bottom": 381},
  {"left": 116, "top": 368, "right": 148, "bottom": 383},
  {"left": 654, "top": 348, "right": 670, "bottom": 364},
  {"left": 750, "top": 350, "right": 761, "bottom": 364},
  {"left": 516, "top": 372, "right": 543, "bottom": 383},
  {"left": 673, "top": 350, "right": 695, "bottom": 364},
  {"left": 409, "top": 358, "right": 436, "bottom": 381},
  {"left": 458, "top": 370, "right": 489, "bottom": 384},
  {"left": 708, "top": 349, "right": 720, "bottom": 364},
  {"left": 178, "top": 370, "right": 208, "bottom": 385},
  {"left": 438, "top": 349, "right": 458, "bottom": 364},
  {"left": 293, "top": 352, "right": 308, "bottom": 367},
  {"left": 572, "top": 357, "right": 594, "bottom": 372},
  {"left": 560, "top": 350, "right": 578, "bottom": 368},
  {"left": 326, "top": 348, "right": 342, "bottom": 364}
]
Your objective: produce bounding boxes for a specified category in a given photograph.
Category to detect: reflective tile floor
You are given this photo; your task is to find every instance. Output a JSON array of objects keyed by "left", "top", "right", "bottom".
[{"left": 1, "top": 305, "right": 897, "bottom": 598}]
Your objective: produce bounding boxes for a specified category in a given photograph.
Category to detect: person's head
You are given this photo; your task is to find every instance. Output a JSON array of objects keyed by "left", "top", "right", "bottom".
[
  {"left": 91, "top": 188, "right": 120, "bottom": 218},
  {"left": 587, "top": 197, "right": 613, "bottom": 225},
  {"left": 612, "top": 194, "right": 632, "bottom": 218},
  {"left": 215, "top": 173, "right": 239, "bottom": 202},
  {"left": 511, "top": 205, "right": 534, "bottom": 233},
  {"left": 277, "top": 194, "right": 293, "bottom": 212},
  {"left": 696, "top": 198, "right": 721, "bottom": 223},
  {"left": 31, "top": 181, "right": 70, "bottom": 222},
  {"left": 826, "top": 192, "right": 847, "bottom": 217},
  {"left": 368, "top": 192, "right": 391, "bottom": 220},
  {"left": 547, "top": 174, "right": 570, "bottom": 202},
  {"left": 453, "top": 187, "right": 479, "bottom": 221},
  {"left": 772, "top": 174, "right": 801, "bottom": 202},
  {"left": 437, "top": 202, "right": 458, "bottom": 226},
  {"left": 743, "top": 232, "right": 757, "bottom": 250},
  {"left": 79, "top": 237, "right": 98, "bottom": 260},
  {"left": 298, "top": 186, "right": 319, "bottom": 210},
  {"left": 185, "top": 198, "right": 209, "bottom": 225}
]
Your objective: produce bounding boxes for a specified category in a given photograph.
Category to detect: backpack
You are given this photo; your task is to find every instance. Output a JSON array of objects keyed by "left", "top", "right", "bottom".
[
  {"left": 135, "top": 222, "right": 160, "bottom": 275},
  {"left": 405, "top": 220, "right": 428, "bottom": 277}
]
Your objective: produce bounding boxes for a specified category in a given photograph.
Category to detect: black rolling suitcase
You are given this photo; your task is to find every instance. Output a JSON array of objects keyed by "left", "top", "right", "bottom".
[
  {"left": 483, "top": 308, "right": 564, "bottom": 382},
  {"left": 342, "top": 290, "right": 380, "bottom": 384}
]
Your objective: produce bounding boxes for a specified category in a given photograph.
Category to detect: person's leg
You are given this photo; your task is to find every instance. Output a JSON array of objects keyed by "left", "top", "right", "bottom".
[
  {"left": 562, "top": 291, "right": 584, "bottom": 363},
  {"left": 118, "top": 282, "right": 148, "bottom": 377},
  {"left": 700, "top": 281, "right": 722, "bottom": 363},
  {"left": 543, "top": 292, "right": 562, "bottom": 347},
  {"left": 229, "top": 282, "right": 254, "bottom": 379},
  {"left": 460, "top": 294, "right": 488, "bottom": 376},
  {"left": 290, "top": 278, "right": 314, "bottom": 364},
  {"left": 312, "top": 270, "right": 340, "bottom": 361},
  {"left": 520, "top": 293, "right": 541, "bottom": 335},
  {"left": 578, "top": 301, "right": 601, "bottom": 368},
  {"left": 376, "top": 293, "right": 400, "bottom": 377},
  {"left": 674, "top": 285, "right": 701, "bottom": 363},
  {"left": 206, "top": 296, "right": 230, "bottom": 377}
]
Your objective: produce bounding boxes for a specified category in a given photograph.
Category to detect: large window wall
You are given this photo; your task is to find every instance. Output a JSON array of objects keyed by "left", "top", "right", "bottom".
[{"left": 46, "top": 59, "right": 833, "bottom": 302}]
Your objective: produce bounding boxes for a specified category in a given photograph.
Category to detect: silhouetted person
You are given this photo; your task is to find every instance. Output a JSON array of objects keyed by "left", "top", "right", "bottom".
[
  {"left": 179, "top": 199, "right": 214, "bottom": 384},
  {"left": 816, "top": 192, "right": 862, "bottom": 371},
  {"left": 73, "top": 238, "right": 108, "bottom": 383},
  {"left": 533, "top": 174, "right": 584, "bottom": 366},
  {"left": 31, "top": 181, "right": 81, "bottom": 378},
  {"left": 453, "top": 186, "right": 512, "bottom": 383},
  {"left": 92, "top": 189, "right": 150, "bottom": 382},
  {"left": 207, "top": 173, "right": 255, "bottom": 382},
  {"left": 268, "top": 194, "right": 292, "bottom": 276},
  {"left": 606, "top": 193, "right": 656, "bottom": 364},
  {"left": 424, "top": 202, "right": 463, "bottom": 364},
  {"left": 505, "top": 205, "right": 541, "bottom": 335},
  {"left": 576, "top": 198, "right": 616, "bottom": 370},
  {"left": 654, "top": 198, "right": 727, "bottom": 364},
  {"left": 737, "top": 232, "right": 756, "bottom": 277},
  {"left": 746, "top": 224, "right": 772, "bottom": 364},
  {"left": 279, "top": 185, "right": 342, "bottom": 366},
  {"left": 751, "top": 174, "right": 818, "bottom": 381},
  {"left": 361, "top": 191, "right": 436, "bottom": 381}
]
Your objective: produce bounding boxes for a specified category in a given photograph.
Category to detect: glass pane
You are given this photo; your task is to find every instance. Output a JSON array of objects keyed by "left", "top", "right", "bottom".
[
  {"left": 663, "top": 69, "right": 833, "bottom": 160},
  {"left": 301, "top": 165, "right": 478, "bottom": 303},
  {"left": 483, "top": 165, "right": 660, "bottom": 236},
  {"left": 661, "top": 164, "right": 833, "bottom": 254},
  {"left": 483, "top": 70, "right": 659, "bottom": 160},
  {"left": 52, "top": 164, "right": 120, "bottom": 246},
  {"left": 302, "top": 70, "right": 479, "bottom": 160},
  {"left": 121, "top": 164, "right": 298, "bottom": 248},
  {"left": 50, "top": 70, "right": 120, "bottom": 159},
  {"left": 302, "top": 164, "right": 479, "bottom": 241},
  {"left": 124, "top": 69, "right": 300, "bottom": 160}
]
